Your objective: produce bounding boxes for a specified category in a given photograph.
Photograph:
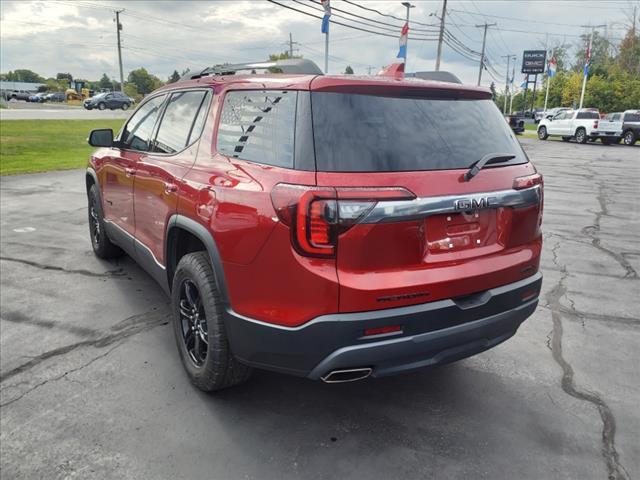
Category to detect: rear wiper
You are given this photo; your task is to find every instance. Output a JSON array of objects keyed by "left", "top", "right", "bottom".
[{"left": 464, "top": 153, "right": 516, "bottom": 182}]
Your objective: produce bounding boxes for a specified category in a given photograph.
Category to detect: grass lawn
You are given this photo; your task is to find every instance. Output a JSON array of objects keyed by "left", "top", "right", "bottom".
[{"left": 0, "top": 119, "right": 124, "bottom": 175}]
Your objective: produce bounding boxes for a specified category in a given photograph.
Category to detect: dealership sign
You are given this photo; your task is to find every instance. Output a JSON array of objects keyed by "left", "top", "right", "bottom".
[{"left": 521, "top": 50, "right": 547, "bottom": 74}]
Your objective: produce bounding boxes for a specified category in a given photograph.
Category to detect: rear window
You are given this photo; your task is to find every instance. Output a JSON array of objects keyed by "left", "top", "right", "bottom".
[
  {"left": 311, "top": 93, "right": 527, "bottom": 172},
  {"left": 576, "top": 111, "right": 599, "bottom": 119},
  {"left": 624, "top": 112, "right": 640, "bottom": 122}
]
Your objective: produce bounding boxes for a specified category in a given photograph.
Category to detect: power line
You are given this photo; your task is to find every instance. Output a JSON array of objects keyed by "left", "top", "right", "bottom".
[
  {"left": 267, "top": 0, "right": 437, "bottom": 41},
  {"left": 341, "top": 0, "right": 440, "bottom": 28}
]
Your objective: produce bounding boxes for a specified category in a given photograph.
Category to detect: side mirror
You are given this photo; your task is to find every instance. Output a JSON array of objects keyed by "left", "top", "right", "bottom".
[{"left": 88, "top": 129, "right": 114, "bottom": 147}]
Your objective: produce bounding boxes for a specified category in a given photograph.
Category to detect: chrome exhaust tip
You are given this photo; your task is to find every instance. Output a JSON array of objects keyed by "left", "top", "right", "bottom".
[{"left": 321, "top": 368, "right": 372, "bottom": 383}]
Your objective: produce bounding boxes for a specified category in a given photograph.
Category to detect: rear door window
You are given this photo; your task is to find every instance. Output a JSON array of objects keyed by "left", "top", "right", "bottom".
[
  {"left": 121, "top": 94, "right": 166, "bottom": 151},
  {"left": 311, "top": 93, "right": 527, "bottom": 172},
  {"left": 216, "top": 90, "right": 296, "bottom": 168},
  {"left": 624, "top": 112, "right": 640, "bottom": 122},
  {"left": 152, "top": 90, "right": 210, "bottom": 154}
]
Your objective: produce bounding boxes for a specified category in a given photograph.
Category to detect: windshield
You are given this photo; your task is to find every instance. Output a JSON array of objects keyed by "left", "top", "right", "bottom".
[{"left": 311, "top": 93, "right": 527, "bottom": 172}]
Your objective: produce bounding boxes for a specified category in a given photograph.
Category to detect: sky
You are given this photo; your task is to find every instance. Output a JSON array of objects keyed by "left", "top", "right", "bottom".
[{"left": 0, "top": 0, "right": 637, "bottom": 88}]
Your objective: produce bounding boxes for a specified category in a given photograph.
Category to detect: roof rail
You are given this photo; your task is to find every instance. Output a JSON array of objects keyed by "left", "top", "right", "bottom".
[
  {"left": 185, "top": 58, "right": 324, "bottom": 80},
  {"left": 411, "top": 71, "right": 462, "bottom": 84}
]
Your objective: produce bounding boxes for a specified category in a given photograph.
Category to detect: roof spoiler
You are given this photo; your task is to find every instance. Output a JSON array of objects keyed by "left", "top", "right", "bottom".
[{"left": 184, "top": 58, "right": 324, "bottom": 80}]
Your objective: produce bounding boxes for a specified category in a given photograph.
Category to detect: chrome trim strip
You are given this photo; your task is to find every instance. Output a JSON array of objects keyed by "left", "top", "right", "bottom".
[
  {"left": 103, "top": 219, "right": 166, "bottom": 270},
  {"left": 361, "top": 185, "right": 541, "bottom": 224}
]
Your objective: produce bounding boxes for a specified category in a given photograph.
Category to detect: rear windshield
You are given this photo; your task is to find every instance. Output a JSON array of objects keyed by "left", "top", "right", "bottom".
[
  {"left": 576, "top": 111, "right": 599, "bottom": 119},
  {"left": 311, "top": 93, "right": 527, "bottom": 172}
]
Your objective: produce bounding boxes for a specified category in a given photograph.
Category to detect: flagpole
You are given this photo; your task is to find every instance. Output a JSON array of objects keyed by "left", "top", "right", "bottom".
[
  {"left": 578, "top": 30, "right": 593, "bottom": 110},
  {"left": 324, "top": 22, "right": 329, "bottom": 74},
  {"left": 543, "top": 48, "right": 554, "bottom": 114}
]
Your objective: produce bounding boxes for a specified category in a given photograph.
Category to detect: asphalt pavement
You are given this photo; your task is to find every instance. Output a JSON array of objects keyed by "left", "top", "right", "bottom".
[{"left": 0, "top": 138, "right": 638, "bottom": 480}]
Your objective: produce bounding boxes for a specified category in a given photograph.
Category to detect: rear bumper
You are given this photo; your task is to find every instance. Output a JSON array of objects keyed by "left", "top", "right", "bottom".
[
  {"left": 224, "top": 272, "right": 542, "bottom": 379},
  {"left": 590, "top": 131, "right": 622, "bottom": 138}
]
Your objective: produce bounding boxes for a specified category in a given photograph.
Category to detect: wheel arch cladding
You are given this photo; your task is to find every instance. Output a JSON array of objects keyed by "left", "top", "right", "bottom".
[{"left": 166, "top": 215, "right": 230, "bottom": 303}]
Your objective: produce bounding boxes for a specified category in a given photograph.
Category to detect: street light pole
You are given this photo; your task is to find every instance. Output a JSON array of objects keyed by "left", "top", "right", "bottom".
[
  {"left": 435, "top": 0, "right": 447, "bottom": 71},
  {"left": 401, "top": 2, "right": 414, "bottom": 72}
]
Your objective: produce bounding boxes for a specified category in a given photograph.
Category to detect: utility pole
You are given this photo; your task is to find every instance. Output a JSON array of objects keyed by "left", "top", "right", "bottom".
[
  {"left": 287, "top": 33, "right": 300, "bottom": 58},
  {"left": 401, "top": 2, "right": 415, "bottom": 72},
  {"left": 476, "top": 22, "right": 496, "bottom": 86},
  {"left": 578, "top": 24, "right": 605, "bottom": 110},
  {"left": 501, "top": 54, "right": 515, "bottom": 113},
  {"left": 435, "top": 0, "right": 447, "bottom": 71},
  {"left": 115, "top": 9, "right": 124, "bottom": 93}
]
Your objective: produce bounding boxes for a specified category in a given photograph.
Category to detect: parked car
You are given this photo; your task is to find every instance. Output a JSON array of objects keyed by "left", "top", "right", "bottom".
[
  {"left": 45, "top": 92, "right": 66, "bottom": 102},
  {"left": 535, "top": 107, "right": 570, "bottom": 123},
  {"left": 537, "top": 108, "right": 600, "bottom": 143},
  {"left": 621, "top": 110, "right": 640, "bottom": 146},
  {"left": 86, "top": 59, "right": 543, "bottom": 391},
  {"left": 505, "top": 113, "right": 525, "bottom": 134},
  {"left": 84, "top": 91, "right": 134, "bottom": 110},
  {"left": 591, "top": 112, "right": 624, "bottom": 145},
  {"left": 28, "top": 92, "right": 48, "bottom": 103},
  {"left": 4, "top": 89, "right": 32, "bottom": 101}
]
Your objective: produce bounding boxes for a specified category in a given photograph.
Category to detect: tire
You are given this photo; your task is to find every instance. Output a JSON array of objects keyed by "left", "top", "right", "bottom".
[
  {"left": 561, "top": 136, "right": 571, "bottom": 142},
  {"left": 623, "top": 130, "right": 637, "bottom": 146},
  {"left": 171, "top": 252, "right": 252, "bottom": 392},
  {"left": 601, "top": 138, "right": 612, "bottom": 145},
  {"left": 121, "top": 103, "right": 130, "bottom": 111},
  {"left": 98, "top": 102, "right": 106, "bottom": 111},
  {"left": 537, "top": 126, "right": 548, "bottom": 140},
  {"left": 88, "top": 184, "right": 123, "bottom": 259},
  {"left": 575, "top": 128, "right": 587, "bottom": 144}
]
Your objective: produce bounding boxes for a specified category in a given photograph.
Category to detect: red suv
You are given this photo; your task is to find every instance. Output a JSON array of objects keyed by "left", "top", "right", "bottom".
[{"left": 86, "top": 59, "right": 543, "bottom": 390}]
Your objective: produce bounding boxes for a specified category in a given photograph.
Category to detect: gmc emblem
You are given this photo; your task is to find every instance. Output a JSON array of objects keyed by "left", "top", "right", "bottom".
[{"left": 454, "top": 197, "right": 496, "bottom": 211}]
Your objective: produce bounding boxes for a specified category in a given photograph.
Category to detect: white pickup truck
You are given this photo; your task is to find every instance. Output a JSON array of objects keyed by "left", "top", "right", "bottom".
[{"left": 537, "top": 108, "right": 601, "bottom": 144}]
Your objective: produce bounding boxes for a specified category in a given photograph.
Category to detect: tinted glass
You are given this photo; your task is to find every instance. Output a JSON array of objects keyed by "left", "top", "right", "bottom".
[
  {"left": 121, "top": 95, "right": 165, "bottom": 151},
  {"left": 217, "top": 90, "right": 296, "bottom": 168},
  {"left": 311, "top": 93, "right": 527, "bottom": 172},
  {"left": 576, "top": 111, "right": 599, "bottom": 119},
  {"left": 153, "top": 91, "right": 208, "bottom": 154},
  {"left": 188, "top": 91, "right": 211, "bottom": 145},
  {"left": 624, "top": 113, "right": 640, "bottom": 122}
]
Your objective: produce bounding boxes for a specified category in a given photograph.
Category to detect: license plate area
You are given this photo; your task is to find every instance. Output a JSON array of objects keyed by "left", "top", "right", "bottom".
[{"left": 425, "top": 210, "right": 498, "bottom": 255}]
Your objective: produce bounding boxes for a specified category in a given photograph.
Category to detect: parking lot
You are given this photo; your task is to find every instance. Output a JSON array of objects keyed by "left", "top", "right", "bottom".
[{"left": 0, "top": 138, "right": 638, "bottom": 479}]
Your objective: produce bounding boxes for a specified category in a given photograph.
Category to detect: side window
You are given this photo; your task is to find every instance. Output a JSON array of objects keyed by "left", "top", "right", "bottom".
[
  {"left": 554, "top": 112, "right": 565, "bottom": 120},
  {"left": 152, "top": 90, "right": 210, "bottom": 154},
  {"left": 121, "top": 95, "right": 165, "bottom": 151},
  {"left": 217, "top": 90, "right": 296, "bottom": 168}
]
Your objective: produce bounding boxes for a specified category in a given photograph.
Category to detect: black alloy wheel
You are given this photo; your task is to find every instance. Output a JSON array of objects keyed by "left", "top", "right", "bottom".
[{"left": 178, "top": 279, "right": 208, "bottom": 367}]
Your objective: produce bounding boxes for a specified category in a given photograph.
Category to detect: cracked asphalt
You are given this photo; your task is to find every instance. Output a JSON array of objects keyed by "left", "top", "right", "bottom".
[{"left": 1, "top": 138, "right": 638, "bottom": 480}]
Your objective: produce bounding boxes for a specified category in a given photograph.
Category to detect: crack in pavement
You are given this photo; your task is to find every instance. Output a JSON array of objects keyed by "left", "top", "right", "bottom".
[
  {"left": 0, "top": 256, "right": 125, "bottom": 278},
  {"left": 0, "top": 344, "right": 122, "bottom": 408},
  {"left": 1, "top": 310, "right": 101, "bottom": 338},
  {"left": 579, "top": 176, "right": 638, "bottom": 279},
  {"left": 0, "top": 308, "right": 170, "bottom": 384},
  {"left": 545, "top": 241, "right": 630, "bottom": 480}
]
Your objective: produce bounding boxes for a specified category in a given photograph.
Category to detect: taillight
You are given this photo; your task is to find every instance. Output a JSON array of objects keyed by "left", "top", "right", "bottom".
[
  {"left": 593, "top": 121, "right": 599, "bottom": 129},
  {"left": 513, "top": 173, "right": 543, "bottom": 190},
  {"left": 271, "top": 184, "right": 415, "bottom": 258}
]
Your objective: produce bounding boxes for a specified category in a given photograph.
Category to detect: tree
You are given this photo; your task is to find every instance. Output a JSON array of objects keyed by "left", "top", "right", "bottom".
[
  {"left": 344, "top": 65, "right": 354, "bottom": 74},
  {"left": 3, "top": 69, "right": 45, "bottom": 83},
  {"left": 490, "top": 82, "right": 497, "bottom": 101},
  {"left": 123, "top": 83, "right": 141, "bottom": 102},
  {"left": 617, "top": 28, "right": 640, "bottom": 75},
  {"left": 127, "top": 67, "right": 163, "bottom": 95},
  {"left": 56, "top": 72, "right": 73, "bottom": 82},
  {"left": 98, "top": 73, "right": 113, "bottom": 90},
  {"left": 168, "top": 70, "right": 180, "bottom": 83}
]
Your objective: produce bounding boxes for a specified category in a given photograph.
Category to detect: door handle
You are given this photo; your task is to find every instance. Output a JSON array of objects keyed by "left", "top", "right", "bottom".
[
  {"left": 125, "top": 168, "right": 136, "bottom": 177},
  {"left": 164, "top": 183, "right": 178, "bottom": 194}
]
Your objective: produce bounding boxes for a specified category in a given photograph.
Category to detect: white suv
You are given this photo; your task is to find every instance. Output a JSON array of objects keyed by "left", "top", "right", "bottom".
[{"left": 537, "top": 108, "right": 601, "bottom": 144}]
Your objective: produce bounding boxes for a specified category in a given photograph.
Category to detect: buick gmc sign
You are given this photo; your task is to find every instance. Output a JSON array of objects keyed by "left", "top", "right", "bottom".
[{"left": 522, "top": 50, "right": 547, "bottom": 74}]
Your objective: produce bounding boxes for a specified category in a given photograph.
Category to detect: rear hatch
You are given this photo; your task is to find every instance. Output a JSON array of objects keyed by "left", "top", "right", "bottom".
[{"left": 309, "top": 84, "right": 542, "bottom": 313}]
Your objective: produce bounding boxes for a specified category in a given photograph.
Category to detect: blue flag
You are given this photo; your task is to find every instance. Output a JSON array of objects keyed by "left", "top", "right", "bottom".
[{"left": 321, "top": 0, "right": 331, "bottom": 34}]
